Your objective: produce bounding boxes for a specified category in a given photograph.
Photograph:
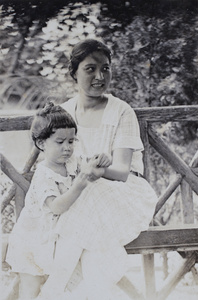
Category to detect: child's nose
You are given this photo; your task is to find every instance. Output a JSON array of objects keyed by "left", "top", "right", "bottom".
[{"left": 63, "top": 142, "right": 71, "bottom": 150}]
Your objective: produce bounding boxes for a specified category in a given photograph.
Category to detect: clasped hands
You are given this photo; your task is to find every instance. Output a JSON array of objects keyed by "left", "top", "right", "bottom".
[{"left": 81, "top": 153, "right": 112, "bottom": 182}]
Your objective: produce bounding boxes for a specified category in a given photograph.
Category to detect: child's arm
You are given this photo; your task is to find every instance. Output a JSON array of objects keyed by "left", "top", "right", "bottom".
[
  {"left": 45, "top": 171, "right": 89, "bottom": 215},
  {"left": 45, "top": 157, "right": 107, "bottom": 215}
]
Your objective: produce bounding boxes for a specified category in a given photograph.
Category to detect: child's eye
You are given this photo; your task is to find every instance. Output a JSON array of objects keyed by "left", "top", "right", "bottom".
[
  {"left": 56, "top": 141, "right": 63, "bottom": 144},
  {"left": 69, "top": 140, "right": 74, "bottom": 144}
]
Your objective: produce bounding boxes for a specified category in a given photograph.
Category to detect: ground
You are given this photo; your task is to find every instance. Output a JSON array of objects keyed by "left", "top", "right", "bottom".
[{"left": 2, "top": 253, "right": 198, "bottom": 300}]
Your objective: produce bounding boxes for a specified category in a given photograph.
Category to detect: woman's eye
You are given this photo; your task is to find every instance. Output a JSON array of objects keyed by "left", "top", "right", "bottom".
[
  {"left": 86, "top": 67, "right": 95, "bottom": 72},
  {"left": 69, "top": 140, "right": 74, "bottom": 144},
  {"left": 56, "top": 141, "right": 63, "bottom": 144},
  {"left": 103, "top": 66, "right": 110, "bottom": 72}
]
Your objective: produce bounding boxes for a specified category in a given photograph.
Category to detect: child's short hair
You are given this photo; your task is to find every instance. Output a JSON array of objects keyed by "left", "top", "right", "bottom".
[{"left": 31, "top": 102, "right": 77, "bottom": 150}]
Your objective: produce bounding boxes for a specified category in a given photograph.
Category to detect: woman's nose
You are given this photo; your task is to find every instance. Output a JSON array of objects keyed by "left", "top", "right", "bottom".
[{"left": 95, "top": 70, "right": 104, "bottom": 80}]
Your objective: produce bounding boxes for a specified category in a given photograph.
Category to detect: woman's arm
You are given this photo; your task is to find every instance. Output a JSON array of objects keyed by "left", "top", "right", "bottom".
[
  {"left": 103, "top": 148, "right": 133, "bottom": 182},
  {"left": 89, "top": 148, "right": 133, "bottom": 182}
]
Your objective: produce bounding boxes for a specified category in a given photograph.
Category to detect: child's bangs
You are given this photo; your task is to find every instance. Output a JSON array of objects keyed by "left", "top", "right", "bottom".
[{"left": 50, "top": 111, "right": 77, "bottom": 132}]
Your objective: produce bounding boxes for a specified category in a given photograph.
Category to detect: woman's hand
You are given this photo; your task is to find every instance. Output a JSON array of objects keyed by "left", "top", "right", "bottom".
[
  {"left": 87, "top": 166, "right": 105, "bottom": 182},
  {"left": 79, "top": 154, "right": 111, "bottom": 182},
  {"left": 90, "top": 153, "right": 112, "bottom": 168},
  {"left": 86, "top": 153, "right": 112, "bottom": 181}
]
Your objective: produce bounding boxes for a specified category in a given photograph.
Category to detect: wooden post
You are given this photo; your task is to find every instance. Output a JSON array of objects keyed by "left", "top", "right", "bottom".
[
  {"left": 118, "top": 276, "right": 145, "bottom": 300},
  {"left": 142, "top": 254, "right": 156, "bottom": 300},
  {"left": 180, "top": 180, "right": 194, "bottom": 224},
  {"left": 156, "top": 252, "right": 197, "bottom": 300},
  {"left": 1, "top": 184, "right": 16, "bottom": 213},
  {"left": 0, "top": 153, "right": 30, "bottom": 193},
  {"left": 162, "top": 253, "right": 168, "bottom": 279},
  {"left": 191, "top": 266, "right": 198, "bottom": 285},
  {"left": 139, "top": 121, "right": 156, "bottom": 299},
  {"left": 1, "top": 147, "right": 39, "bottom": 213},
  {"left": 139, "top": 120, "right": 156, "bottom": 299},
  {"left": 22, "top": 146, "right": 39, "bottom": 173},
  {"left": 148, "top": 127, "right": 198, "bottom": 195},
  {"left": 3, "top": 275, "right": 19, "bottom": 300},
  {"left": 139, "top": 120, "right": 150, "bottom": 181},
  {"left": 154, "top": 150, "right": 198, "bottom": 216},
  {"left": 154, "top": 174, "right": 182, "bottom": 216},
  {"left": 15, "top": 185, "right": 26, "bottom": 220},
  {"left": 179, "top": 151, "right": 198, "bottom": 225}
]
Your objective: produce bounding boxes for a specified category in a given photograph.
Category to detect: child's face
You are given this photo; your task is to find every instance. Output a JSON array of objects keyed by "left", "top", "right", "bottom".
[{"left": 41, "top": 128, "right": 76, "bottom": 165}]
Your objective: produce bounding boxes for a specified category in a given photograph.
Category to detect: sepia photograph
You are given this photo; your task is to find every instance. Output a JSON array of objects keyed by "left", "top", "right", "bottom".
[{"left": 1, "top": 0, "right": 198, "bottom": 299}]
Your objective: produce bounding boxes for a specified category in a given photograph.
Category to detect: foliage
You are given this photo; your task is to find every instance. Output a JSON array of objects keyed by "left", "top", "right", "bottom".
[
  {"left": 1, "top": 0, "right": 198, "bottom": 110},
  {"left": 1, "top": 0, "right": 198, "bottom": 229}
]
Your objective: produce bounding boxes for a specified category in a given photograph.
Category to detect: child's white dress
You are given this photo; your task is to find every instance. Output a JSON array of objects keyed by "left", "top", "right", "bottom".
[
  {"left": 6, "top": 158, "right": 78, "bottom": 276},
  {"left": 60, "top": 94, "right": 158, "bottom": 283}
]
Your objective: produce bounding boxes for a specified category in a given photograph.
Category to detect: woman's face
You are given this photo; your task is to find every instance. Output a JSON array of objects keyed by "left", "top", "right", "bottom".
[{"left": 75, "top": 51, "right": 112, "bottom": 98}]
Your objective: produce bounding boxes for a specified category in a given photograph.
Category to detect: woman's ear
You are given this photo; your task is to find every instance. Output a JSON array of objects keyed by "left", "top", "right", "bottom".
[
  {"left": 73, "top": 72, "right": 77, "bottom": 82},
  {"left": 36, "top": 139, "right": 45, "bottom": 152}
]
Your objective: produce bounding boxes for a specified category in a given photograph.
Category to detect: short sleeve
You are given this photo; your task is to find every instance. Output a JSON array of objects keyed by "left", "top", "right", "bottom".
[
  {"left": 112, "top": 107, "right": 144, "bottom": 151},
  {"left": 31, "top": 167, "right": 61, "bottom": 211}
]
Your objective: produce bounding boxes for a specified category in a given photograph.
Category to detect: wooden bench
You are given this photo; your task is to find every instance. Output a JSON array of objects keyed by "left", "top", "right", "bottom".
[
  {"left": 124, "top": 226, "right": 198, "bottom": 300},
  {"left": 2, "top": 224, "right": 198, "bottom": 300},
  {"left": 1, "top": 106, "right": 198, "bottom": 300}
]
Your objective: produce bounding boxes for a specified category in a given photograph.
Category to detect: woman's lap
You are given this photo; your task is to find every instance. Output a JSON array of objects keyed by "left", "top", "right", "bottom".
[{"left": 56, "top": 174, "right": 157, "bottom": 250}]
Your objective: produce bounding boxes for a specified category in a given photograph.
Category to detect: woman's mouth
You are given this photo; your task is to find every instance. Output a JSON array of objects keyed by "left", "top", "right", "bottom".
[{"left": 92, "top": 82, "right": 104, "bottom": 88}]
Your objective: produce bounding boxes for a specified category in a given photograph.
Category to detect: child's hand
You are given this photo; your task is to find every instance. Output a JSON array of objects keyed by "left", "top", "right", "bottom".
[
  {"left": 85, "top": 153, "right": 112, "bottom": 181},
  {"left": 88, "top": 166, "right": 105, "bottom": 182},
  {"left": 91, "top": 153, "right": 112, "bottom": 168},
  {"left": 78, "top": 160, "right": 99, "bottom": 183},
  {"left": 74, "top": 172, "right": 89, "bottom": 189}
]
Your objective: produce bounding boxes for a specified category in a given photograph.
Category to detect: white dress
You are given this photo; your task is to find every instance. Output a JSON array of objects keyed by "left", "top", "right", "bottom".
[
  {"left": 59, "top": 94, "right": 158, "bottom": 283},
  {"left": 6, "top": 157, "right": 78, "bottom": 276}
]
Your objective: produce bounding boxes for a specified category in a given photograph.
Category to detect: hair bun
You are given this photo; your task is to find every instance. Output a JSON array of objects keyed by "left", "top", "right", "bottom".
[{"left": 39, "top": 102, "right": 54, "bottom": 116}]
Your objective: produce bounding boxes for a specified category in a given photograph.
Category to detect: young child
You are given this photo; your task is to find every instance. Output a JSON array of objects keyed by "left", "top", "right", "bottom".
[{"left": 6, "top": 102, "right": 110, "bottom": 300}]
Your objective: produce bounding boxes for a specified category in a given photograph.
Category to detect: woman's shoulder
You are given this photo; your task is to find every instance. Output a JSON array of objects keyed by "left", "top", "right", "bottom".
[
  {"left": 60, "top": 97, "right": 77, "bottom": 118},
  {"left": 104, "top": 94, "right": 136, "bottom": 123},
  {"left": 107, "top": 94, "right": 134, "bottom": 112}
]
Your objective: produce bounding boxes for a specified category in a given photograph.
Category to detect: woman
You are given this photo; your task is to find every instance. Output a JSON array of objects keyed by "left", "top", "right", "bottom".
[{"left": 59, "top": 38, "right": 158, "bottom": 299}]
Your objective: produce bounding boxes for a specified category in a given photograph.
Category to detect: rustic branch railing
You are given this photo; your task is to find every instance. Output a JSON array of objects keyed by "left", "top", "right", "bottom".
[{"left": 1, "top": 105, "right": 198, "bottom": 300}]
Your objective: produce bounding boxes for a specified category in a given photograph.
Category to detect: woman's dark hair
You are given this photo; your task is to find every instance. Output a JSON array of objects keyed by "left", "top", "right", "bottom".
[
  {"left": 69, "top": 39, "right": 112, "bottom": 81},
  {"left": 31, "top": 102, "right": 77, "bottom": 151}
]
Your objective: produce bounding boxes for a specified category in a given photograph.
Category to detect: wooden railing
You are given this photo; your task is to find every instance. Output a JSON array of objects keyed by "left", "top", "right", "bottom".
[
  {"left": 1, "top": 105, "right": 198, "bottom": 300},
  {"left": 136, "top": 105, "right": 198, "bottom": 223}
]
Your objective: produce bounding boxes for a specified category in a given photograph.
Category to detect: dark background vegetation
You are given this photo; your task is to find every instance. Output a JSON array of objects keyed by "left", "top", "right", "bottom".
[{"left": 1, "top": 0, "right": 198, "bottom": 230}]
